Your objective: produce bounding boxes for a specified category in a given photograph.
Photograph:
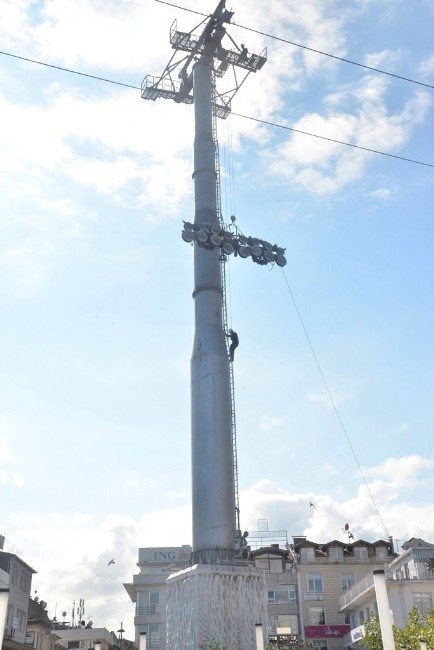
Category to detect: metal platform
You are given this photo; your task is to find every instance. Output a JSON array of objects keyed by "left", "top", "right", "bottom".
[
  {"left": 142, "top": 75, "right": 231, "bottom": 118},
  {"left": 170, "top": 20, "right": 267, "bottom": 78}
]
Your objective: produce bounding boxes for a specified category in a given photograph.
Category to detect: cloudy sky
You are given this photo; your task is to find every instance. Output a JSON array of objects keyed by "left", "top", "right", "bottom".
[{"left": 1, "top": 0, "right": 434, "bottom": 637}]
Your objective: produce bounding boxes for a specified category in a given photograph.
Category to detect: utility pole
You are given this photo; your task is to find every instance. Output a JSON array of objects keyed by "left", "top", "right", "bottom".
[{"left": 142, "top": 2, "right": 286, "bottom": 647}]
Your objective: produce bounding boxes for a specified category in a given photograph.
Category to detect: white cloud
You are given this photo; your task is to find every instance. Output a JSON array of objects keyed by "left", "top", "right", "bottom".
[
  {"left": 363, "top": 454, "right": 434, "bottom": 488},
  {"left": 240, "top": 454, "right": 434, "bottom": 544},
  {"left": 419, "top": 54, "right": 434, "bottom": 78},
  {"left": 268, "top": 76, "right": 431, "bottom": 194},
  {"left": 307, "top": 391, "right": 345, "bottom": 410},
  {"left": 370, "top": 188, "right": 391, "bottom": 199},
  {"left": 364, "top": 49, "right": 403, "bottom": 70},
  {"left": 0, "top": 432, "right": 25, "bottom": 487},
  {"left": 259, "top": 415, "right": 284, "bottom": 430}
]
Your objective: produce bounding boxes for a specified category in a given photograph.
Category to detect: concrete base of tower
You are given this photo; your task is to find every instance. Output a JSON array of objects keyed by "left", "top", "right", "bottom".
[{"left": 166, "top": 563, "right": 267, "bottom": 650}]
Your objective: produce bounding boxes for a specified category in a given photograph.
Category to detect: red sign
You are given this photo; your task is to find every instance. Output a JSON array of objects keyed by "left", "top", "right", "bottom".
[{"left": 305, "top": 625, "right": 351, "bottom": 639}]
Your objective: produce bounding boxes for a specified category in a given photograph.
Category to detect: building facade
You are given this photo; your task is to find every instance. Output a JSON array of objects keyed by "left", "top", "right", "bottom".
[
  {"left": 0, "top": 547, "right": 36, "bottom": 648},
  {"left": 54, "top": 627, "right": 120, "bottom": 650},
  {"left": 339, "top": 537, "right": 434, "bottom": 647},
  {"left": 125, "top": 536, "right": 399, "bottom": 649},
  {"left": 124, "top": 546, "right": 192, "bottom": 649},
  {"left": 293, "top": 536, "right": 396, "bottom": 650}
]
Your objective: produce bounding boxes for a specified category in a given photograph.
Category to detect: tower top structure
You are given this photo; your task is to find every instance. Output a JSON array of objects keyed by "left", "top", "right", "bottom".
[{"left": 142, "top": 0, "right": 267, "bottom": 118}]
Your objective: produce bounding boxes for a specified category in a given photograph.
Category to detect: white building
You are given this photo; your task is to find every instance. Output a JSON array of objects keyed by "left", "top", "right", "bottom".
[
  {"left": 54, "top": 627, "right": 120, "bottom": 650},
  {"left": 0, "top": 545, "right": 36, "bottom": 647},
  {"left": 338, "top": 538, "right": 434, "bottom": 647},
  {"left": 123, "top": 546, "right": 192, "bottom": 649}
]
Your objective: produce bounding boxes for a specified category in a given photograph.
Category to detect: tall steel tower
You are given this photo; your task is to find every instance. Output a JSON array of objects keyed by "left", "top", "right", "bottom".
[{"left": 142, "top": 2, "right": 286, "bottom": 646}]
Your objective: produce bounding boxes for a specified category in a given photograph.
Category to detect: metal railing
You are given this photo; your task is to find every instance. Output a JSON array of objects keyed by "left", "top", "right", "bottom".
[
  {"left": 338, "top": 574, "right": 374, "bottom": 610},
  {"left": 135, "top": 605, "right": 162, "bottom": 616}
]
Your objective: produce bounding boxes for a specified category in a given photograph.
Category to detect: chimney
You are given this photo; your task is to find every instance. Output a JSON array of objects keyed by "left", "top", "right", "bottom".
[{"left": 0, "top": 535, "right": 5, "bottom": 550}]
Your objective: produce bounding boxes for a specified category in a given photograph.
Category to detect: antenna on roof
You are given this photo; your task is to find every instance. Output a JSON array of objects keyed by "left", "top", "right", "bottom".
[{"left": 342, "top": 523, "right": 354, "bottom": 541}]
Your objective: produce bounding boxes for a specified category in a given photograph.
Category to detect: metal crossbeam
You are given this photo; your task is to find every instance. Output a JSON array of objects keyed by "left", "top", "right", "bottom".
[{"left": 142, "top": 1, "right": 267, "bottom": 119}]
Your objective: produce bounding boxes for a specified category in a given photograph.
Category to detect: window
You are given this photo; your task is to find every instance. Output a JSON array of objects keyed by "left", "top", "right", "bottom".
[
  {"left": 301, "top": 547, "right": 315, "bottom": 561},
  {"left": 11, "top": 564, "right": 19, "bottom": 586},
  {"left": 376, "top": 547, "right": 388, "bottom": 560},
  {"left": 267, "top": 586, "right": 296, "bottom": 604},
  {"left": 255, "top": 556, "right": 283, "bottom": 573},
  {"left": 7, "top": 604, "right": 14, "bottom": 626},
  {"left": 149, "top": 591, "right": 160, "bottom": 605},
  {"left": 312, "top": 641, "right": 327, "bottom": 650},
  {"left": 329, "top": 547, "right": 343, "bottom": 562},
  {"left": 359, "top": 609, "right": 365, "bottom": 625},
  {"left": 20, "top": 571, "right": 31, "bottom": 593},
  {"left": 17, "top": 609, "right": 26, "bottom": 632},
  {"left": 413, "top": 593, "right": 433, "bottom": 614},
  {"left": 146, "top": 624, "right": 160, "bottom": 649},
  {"left": 340, "top": 573, "right": 355, "bottom": 591},
  {"left": 307, "top": 573, "right": 324, "bottom": 592},
  {"left": 67, "top": 643, "right": 80, "bottom": 649},
  {"left": 309, "top": 606, "right": 325, "bottom": 625},
  {"left": 355, "top": 547, "right": 369, "bottom": 562}
]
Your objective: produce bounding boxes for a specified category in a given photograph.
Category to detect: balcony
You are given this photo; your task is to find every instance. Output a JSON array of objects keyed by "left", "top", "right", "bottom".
[
  {"left": 338, "top": 574, "right": 374, "bottom": 610},
  {"left": 134, "top": 605, "right": 162, "bottom": 625}
]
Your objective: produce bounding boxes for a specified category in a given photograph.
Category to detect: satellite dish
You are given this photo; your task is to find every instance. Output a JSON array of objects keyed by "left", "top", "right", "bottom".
[
  {"left": 275, "top": 254, "right": 287, "bottom": 267},
  {"left": 345, "top": 523, "right": 349, "bottom": 531},
  {"left": 210, "top": 234, "right": 222, "bottom": 246},
  {"left": 222, "top": 242, "right": 234, "bottom": 255},
  {"left": 34, "top": 597, "right": 39, "bottom": 603},
  {"left": 62, "top": 612, "right": 67, "bottom": 618},
  {"left": 250, "top": 244, "right": 262, "bottom": 258},
  {"left": 238, "top": 246, "right": 250, "bottom": 259},
  {"left": 230, "top": 215, "right": 236, "bottom": 223},
  {"left": 264, "top": 251, "right": 274, "bottom": 263}
]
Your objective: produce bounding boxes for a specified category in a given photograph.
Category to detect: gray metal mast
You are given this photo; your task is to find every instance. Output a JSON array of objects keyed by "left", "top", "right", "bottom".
[{"left": 142, "top": 0, "right": 285, "bottom": 565}]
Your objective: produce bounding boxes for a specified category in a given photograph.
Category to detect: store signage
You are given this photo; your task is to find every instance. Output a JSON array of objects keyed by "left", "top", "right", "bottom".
[
  {"left": 268, "top": 634, "right": 299, "bottom": 646},
  {"left": 305, "top": 625, "right": 351, "bottom": 639},
  {"left": 351, "top": 625, "right": 366, "bottom": 642},
  {"left": 138, "top": 547, "right": 192, "bottom": 563}
]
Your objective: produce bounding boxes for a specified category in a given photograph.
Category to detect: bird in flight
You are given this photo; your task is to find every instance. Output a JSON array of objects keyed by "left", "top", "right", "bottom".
[
  {"left": 309, "top": 502, "right": 315, "bottom": 508},
  {"left": 108, "top": 559, "right": 115, "bottom": 566}
]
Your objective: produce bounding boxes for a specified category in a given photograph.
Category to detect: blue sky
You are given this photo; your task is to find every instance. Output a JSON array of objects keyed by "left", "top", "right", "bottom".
[{"left": 1, "top": 0, "right": 433, "bottom": 636}]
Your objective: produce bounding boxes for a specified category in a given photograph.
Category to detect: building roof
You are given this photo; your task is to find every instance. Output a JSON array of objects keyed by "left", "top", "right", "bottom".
[{"left": 0, "top": 550, "right": 37, "bottom": 575}]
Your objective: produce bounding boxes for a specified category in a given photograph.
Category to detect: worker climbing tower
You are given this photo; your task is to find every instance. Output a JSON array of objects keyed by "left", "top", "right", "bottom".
[{"left": 142, "top": 2, "right": 286, "bottom": 647}]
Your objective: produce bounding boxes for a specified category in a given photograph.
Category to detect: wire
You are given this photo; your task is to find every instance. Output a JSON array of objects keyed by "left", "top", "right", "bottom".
[
  {"left": 0, "top": 50, "right": 140, "bottom": 90},
  {"left": 232, "top": 112, "right": 434, "bottom": 169},
  {"left": 1, "top": 49, "right": 433, "bottom": 169},
  {"left": 153, "top": 0, "right": 434, "bottom": 91},
  {"left": 280, "top": 268, "right": 391, "bottom": 539}
]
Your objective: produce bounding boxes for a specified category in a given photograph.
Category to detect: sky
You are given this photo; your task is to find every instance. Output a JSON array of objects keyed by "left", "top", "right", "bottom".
[{"left": 1, "top": 0, "right": 434, "bottom": 638}]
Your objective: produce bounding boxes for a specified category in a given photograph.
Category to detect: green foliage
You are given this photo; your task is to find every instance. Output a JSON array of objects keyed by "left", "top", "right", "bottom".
[
  {"left": 363, "top": 607, "right": 434, "bottom": 650},
  {"left": 364, "top": 615, "right": 385, "bottom": 650}
]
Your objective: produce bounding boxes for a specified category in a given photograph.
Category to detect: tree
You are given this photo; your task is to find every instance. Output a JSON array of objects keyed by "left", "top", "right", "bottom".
[{"left": 363, "top": 607, "right": 434, "bottom": 650}]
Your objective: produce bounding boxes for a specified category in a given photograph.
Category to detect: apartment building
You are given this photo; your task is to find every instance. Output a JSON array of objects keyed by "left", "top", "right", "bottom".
[
  {"left": 293, "top": 536, "right": 395, "bottom": 650},
  {"left": 339, "top": 537, "right": 434, "bottom": 647},
  {"left": 54, "top": 627, "right": 121, "bottom": 650},
  {"left": 123, "top": 546, "right": 192, "bottom": 649},
  {"left": 124, "top": 531, "right": 398, "bottom": 649},
  {"left": 25, "top": 598, "right": 63, "bottom": 650},
  {"left": 0, "top": 545, "right": 36, "bottom": 648}
]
